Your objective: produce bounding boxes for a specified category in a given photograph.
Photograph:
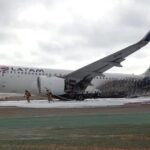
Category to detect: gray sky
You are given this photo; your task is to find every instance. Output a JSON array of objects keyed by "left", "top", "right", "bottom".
[{"left": 0, "top": 0, "right": 150, "bottom": 74}]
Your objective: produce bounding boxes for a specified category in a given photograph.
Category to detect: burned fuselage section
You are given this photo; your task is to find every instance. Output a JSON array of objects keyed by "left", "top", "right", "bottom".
[{"left": 95, "top": 76, "right": 150, "bottom": 98}]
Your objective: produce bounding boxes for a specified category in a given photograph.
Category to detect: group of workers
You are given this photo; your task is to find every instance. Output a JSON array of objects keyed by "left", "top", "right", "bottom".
[{"left": 24, "top": 89, "right": 53, "bottom": 103}]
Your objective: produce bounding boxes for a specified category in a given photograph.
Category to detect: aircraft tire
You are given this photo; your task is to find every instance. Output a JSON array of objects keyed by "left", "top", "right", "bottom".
[{"left": 76, "top": 94, "right": 84, "bottom": 101}]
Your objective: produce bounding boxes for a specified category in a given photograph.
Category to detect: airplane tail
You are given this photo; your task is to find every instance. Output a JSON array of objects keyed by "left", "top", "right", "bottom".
[
  {"left": 141, "top": 31, "right": 150, "bottom": 77},
  {"left": 143, "top": 67, "right": 150, "bottom": 77},
  {"left": 142, "top": 30, "right": 150, "bottom": 42}
]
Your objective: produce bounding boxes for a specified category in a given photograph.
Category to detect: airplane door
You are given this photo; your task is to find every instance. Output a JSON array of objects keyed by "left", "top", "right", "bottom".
[{"left": 2, "top": 81, "right": 6, "bottom": 88}]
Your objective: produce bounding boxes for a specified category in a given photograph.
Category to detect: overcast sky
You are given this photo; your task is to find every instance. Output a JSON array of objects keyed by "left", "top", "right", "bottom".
[{"left": 0, "top": 0, "right": 150, "bottom": 74}]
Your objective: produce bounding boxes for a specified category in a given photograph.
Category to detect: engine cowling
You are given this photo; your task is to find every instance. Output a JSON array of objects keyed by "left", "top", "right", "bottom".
[{"left": 37, "top": 76, "right": 65, "bottom": 95}]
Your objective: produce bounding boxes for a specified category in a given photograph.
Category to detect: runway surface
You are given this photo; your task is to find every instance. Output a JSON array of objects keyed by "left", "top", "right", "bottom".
[{"left": 0, "top": 97, "right": 150, "bottom": 108}]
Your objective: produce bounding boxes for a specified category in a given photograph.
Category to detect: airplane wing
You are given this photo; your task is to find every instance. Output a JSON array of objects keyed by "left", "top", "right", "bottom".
[{"left": 65, "top": 31, "right": 150, "bottom": 93}]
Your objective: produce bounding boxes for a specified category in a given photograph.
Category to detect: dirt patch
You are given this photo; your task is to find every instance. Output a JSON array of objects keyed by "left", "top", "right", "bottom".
[
  {"left": 0, "top": 144, "right": 141, "bottom": 150},
  {"left": 0, "top": 102, "right": 150, "bottom": 117}
]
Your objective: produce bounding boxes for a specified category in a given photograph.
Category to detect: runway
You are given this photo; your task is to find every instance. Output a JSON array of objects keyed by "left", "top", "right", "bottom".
[{"left": 0, "top": 97, "right": 150, "bottom": 108}]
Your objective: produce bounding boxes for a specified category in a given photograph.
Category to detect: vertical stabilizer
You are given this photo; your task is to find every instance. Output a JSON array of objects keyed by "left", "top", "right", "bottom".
[{"left": 143, "top": 67, "right": 150, "bottom": 77}]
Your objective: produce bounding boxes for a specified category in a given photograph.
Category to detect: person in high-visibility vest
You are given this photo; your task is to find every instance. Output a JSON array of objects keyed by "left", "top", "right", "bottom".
[
  {"left": 24, "top": 90, "right": 31, "bottom": 103},
  {"left": 46, "top": 89, "right": 53, "bottom": 103}
]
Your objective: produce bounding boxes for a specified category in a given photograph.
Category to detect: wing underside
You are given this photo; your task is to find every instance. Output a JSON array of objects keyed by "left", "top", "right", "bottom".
[{"left": 65, "top": 31, "right": 150, "bottom": 93}]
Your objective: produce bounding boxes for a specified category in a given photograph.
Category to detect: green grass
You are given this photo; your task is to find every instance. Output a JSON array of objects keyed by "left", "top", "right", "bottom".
[
  {"left": 0, "top": 112, "right": 150, "bottom": 150},
  {"left": 0, "top": 112, "right": 150, "bottom": 129}
]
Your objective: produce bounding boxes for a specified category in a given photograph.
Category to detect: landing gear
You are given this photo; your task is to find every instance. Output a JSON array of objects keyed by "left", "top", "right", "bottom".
[{"left": 76, "top": 94, "right": 84, "bottom": 101}]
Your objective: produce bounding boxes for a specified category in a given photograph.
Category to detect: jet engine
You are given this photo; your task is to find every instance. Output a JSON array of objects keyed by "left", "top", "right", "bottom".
[{"left": 37, "top": 76, "right": 65, "bottom": 95}]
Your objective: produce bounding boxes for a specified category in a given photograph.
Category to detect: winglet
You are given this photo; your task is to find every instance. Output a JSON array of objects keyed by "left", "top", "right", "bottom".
[{"left": 142, "top": 31, "right": 150, "bottom": 42}]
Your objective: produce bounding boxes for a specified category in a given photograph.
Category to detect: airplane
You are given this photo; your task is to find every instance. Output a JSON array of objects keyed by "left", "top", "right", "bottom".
[{"left": 0, "top": 31, "right": 150, "bottom": 100}]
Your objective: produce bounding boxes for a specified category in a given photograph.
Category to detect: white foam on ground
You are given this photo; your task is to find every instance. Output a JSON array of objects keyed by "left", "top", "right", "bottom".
[{"left": 0, "top": 97, "right": 150, "bottom": 108}]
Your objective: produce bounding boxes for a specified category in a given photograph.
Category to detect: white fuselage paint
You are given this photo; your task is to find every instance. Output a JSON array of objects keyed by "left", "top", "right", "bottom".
[{"left": 0, "top": 65, "right": 143, "bottom": 96}]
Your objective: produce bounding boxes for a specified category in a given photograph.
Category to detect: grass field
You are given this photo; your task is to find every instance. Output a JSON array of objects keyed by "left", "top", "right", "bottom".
[{"left": 0, "top": 112, "right": 150, "bottom": 150}]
